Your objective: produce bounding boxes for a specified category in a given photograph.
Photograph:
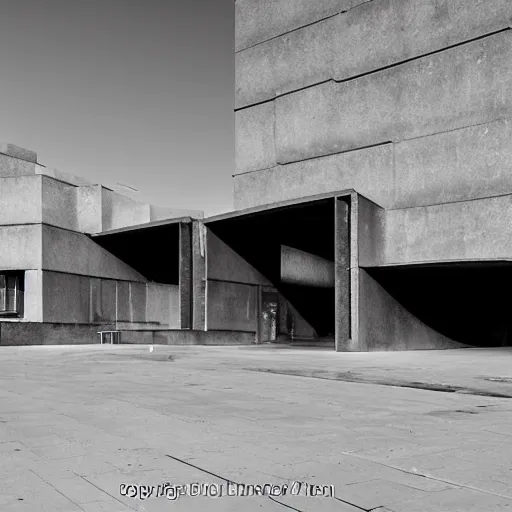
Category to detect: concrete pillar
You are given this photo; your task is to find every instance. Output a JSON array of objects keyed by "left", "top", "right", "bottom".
[
  {"left": 191, "top": 221, "right": 206, "bottom": 330},
  {"left": 179, "top": 223, "right": 192, "bottom": 329},
  {"left": 335, "top": 198, "right": 350, "bottom": 351}
]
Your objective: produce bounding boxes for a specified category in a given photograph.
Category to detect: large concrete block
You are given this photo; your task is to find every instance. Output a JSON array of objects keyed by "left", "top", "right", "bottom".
[
  {"left": 236, "top": 0, "right": 512, "bottom": 108},
  {"left": 235, "top": 0, "right": 362, "bottom": 51},
  {"left": 276, "top": 32, "right": 512, "bottom": 165},
  {"left": 0, "top": 176, "right": 42, "bottom": 225},
  {"left": 235, "top": 16, "right": 336, "bottom": 109},
  {"left": 42, "top": 225, "right": 146, "bottom": 281},
  {"left": 207, "top": 280, "right": 257, "bottom": 332},
  {"left": 0, "top": 154, "right": 38, "bottom": 178},
  {"left": 77, "top": 185, "right": 102, "bottom": 234},
  {"left": 0, "top": 225, "right": 41, "bottom": 270},
  {"left": 42, "top": 271, "right": 90, "bottom": 324},
  {"left": 394, "top": 118, "right": 512, "bottom": 208},
  {"left": 0, "top": 143, "right": 37, "bottom": 163},
  {"left": 101, "top": 188, "right": 150, "bottom": 231},
  {"left": 41, "top": 176, "right": 78, "bottom": 231},
  {"left": 207, "top": 231, "right": 272, "bottom": 285},
  {"left": 381, "top": 195, "right": 512, "bottom": 266},
  {"left": 235, "top": 102, "right": 276, "bottom": 174},
  {"left": 233, "top": 144, "right": 394, "bottom": 209}
]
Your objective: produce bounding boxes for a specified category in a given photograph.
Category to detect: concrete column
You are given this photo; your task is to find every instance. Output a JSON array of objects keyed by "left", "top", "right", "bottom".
[
  {"left": 191, "top": 221, "right": 206, "bottom": 330},
  {"left": 335, "top": 198, "right": 350, "bottom": 351},
  {"left": 179, "top": 223, "right": 192, "bottom": 329}
]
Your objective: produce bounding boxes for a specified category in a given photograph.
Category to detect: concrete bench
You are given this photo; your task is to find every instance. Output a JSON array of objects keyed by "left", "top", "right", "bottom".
[{"left": 97, "top": 331, "right": 121, "bottom": 344}]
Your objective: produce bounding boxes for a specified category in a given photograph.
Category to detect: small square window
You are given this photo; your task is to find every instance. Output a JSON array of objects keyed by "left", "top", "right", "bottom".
[{"left": 0, "top": 272, "right": 24, "bottom": 318}]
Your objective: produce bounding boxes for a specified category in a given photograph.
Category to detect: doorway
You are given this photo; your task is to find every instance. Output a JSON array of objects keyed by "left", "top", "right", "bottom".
[{"left": 260, "top": 289, "right": 279, "bottom": 342}]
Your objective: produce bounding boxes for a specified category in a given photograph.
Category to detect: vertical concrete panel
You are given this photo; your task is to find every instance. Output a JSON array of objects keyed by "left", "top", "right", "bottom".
[
  {"left": 192, "top": 222, "right": 206, "bottom": 330},
  {"left": 358, "top": 196, "right": 386, "bottom": 268},
  {"left": 179, "top": 223, "right": 192, "bottom": 329},
  {"left": 129, "top": 282, "right": 147, "bottom": 323},
  {"left": 0, "top": 176, "right": 42, "bottom": 226},
  {"left": 335, "top": 198, "right": 350, "bottom": 351},
  {"left": 116, "top": 281, "right": 130, "bottom": 322},
  {"left": 90, "top": 278, "right": 102, "bottom": 323},
  {"left": 23, "top": 270, "right": 43, "bottom": 322},
  {"left": 101, "top": 280, "right": 116, "bottom": 322},
  {"left": 168, "top": 285, "right": 180, "bottom": 329},
  {"left": 0, "top": 225, "right": 42, "bottom": 270},
  {"left": 146, "top": 283, "right": 171, "bottom": 326},
  {"left": 207, "top": 281, "right": 257, "bottom": 332},
  {"left": 42, "top": 272, "right": 90, "bottom": 324},
  {"left": 77, "top": 185, "right": 102, "bottom": 234},
  {"left": 41, "top": 177, "right": 78, "bottom": 231},
  {"left": 236, "top": 102, "right": 276, "bottom": 174}
]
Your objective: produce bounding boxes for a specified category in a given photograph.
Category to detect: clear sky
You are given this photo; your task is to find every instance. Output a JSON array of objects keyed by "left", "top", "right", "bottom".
[{"left": 0, "top": 0, "right": 234, "bottom": 216}]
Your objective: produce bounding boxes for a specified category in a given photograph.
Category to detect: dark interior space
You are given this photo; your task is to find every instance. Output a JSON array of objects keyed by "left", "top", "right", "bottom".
[
  {"left": 91, "top": 222, "right": 183, "bottom": 284},
  {"left": 207, "top": 199, "right": 338, "bottom": 337},
  {"left": 366, "top": 262, "right": 512, "bottom": 347}
]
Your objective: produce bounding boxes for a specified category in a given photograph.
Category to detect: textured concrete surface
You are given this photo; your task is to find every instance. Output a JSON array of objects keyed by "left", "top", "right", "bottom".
[
  {"left": 235, "top": 0, "right": 512, "bottom": 108},
  {"left": 0, "top": 345, "right": 511, "bottom": 511}
]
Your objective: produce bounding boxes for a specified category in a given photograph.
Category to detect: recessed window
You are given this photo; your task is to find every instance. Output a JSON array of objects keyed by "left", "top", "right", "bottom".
[{"left": 0, "top": 272, "right": 24, "bottom": 318}]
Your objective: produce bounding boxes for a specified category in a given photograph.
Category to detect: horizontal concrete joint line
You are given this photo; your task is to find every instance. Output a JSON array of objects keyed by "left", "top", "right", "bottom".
[
  {"left": 234, "top": 79, "right": 333, "bottom": 112},
  {"left": 235, "top": 26, "right": 511, "bottom": 111},
  {"left": 235, "top": 0, "right": 375, "bottom": 53}
]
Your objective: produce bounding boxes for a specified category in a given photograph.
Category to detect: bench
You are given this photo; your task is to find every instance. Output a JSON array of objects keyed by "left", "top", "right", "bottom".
[{"left": 97, "top": 330, "right": 121, "bottom": 344}]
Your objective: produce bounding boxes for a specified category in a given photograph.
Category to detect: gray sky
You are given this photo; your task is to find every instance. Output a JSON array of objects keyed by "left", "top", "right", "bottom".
[{"left": 0, "top": 0, "right": 234, "bottom": 215}]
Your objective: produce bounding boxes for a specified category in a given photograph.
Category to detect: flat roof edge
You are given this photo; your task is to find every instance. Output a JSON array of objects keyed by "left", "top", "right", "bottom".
[
  {"left": 91, "top": 216, "right": 193, "bottom": 237},
  {"left": 205, "top": 189, "right": 356, "bottom": 224}
]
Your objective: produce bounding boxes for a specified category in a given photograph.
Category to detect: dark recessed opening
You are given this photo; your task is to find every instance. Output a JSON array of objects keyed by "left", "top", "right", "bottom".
[{"left": 366, "top": 262, "right": 512, "bottom": 347}]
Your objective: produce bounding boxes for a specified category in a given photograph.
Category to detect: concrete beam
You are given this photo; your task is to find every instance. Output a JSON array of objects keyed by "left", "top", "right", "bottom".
[
  {"left": 233, "top": 143, "right": 394, "bottom": 209},
  {"left": 334, "top": 198, "right": 350, "bottom": 351},
  {"left": 179, "top": 223, "right": 192, "bottom": 329}
]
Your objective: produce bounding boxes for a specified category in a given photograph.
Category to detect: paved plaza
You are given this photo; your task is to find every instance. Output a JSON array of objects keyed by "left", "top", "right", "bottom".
[{"left": 0, "top": 344, "right": 512, "bottom": 511}]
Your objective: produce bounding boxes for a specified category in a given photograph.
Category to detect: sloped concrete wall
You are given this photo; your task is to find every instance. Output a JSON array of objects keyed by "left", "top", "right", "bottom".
[{"left": 42, "top": 225, "right": 146, "bottom": 281}]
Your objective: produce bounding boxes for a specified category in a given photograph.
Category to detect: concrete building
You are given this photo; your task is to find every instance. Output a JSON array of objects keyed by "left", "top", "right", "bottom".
[
  {"left": 0, "top": 143, "right": 205, "bottom": 345},
  {"left": 4, "top": 1, "right": 512, "bottom": 350},
  {"left": 231, "top": 0, "right": 512, "bottom": 350}
]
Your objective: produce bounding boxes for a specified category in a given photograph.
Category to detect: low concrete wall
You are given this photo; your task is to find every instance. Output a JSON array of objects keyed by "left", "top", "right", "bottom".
[
  {"left": 120, "top": 330, "right": 256, "bottom": 346},
  {"left": 0, "top": 322, "right": 112, "bottom": 346}
]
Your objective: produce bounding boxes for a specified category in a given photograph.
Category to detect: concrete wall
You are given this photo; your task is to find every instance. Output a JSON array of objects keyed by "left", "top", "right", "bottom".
[
  {"left": 207, "top": 281, "right": 258, "bottom": 332},
  {"left": 0, "top": 225, "right": 41, "bottom": 270},
  {"left": 121, "top": 329, "right": 255, "bottom": 346},
  {"left": 42, "top": 225, "right": 147, "bottom": 281},
  {"left": 234, "top": 1, "right": 512, "bottom": 212},
  {"left": 357, "top": 269, "right": 463, "bottom": 351},
  {"left": 207, "top": 231, "right": 271, "bottom": 285},
  {"left": 41, "top": 270, "right": 180, "bottom": 328},
  {"left": 281, "top": 245, "right": 334, "bottom": 287}
]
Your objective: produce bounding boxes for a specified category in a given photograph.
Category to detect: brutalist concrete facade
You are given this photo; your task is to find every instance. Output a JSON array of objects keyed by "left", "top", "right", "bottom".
[
  {"left": 233, "top": 0, "right": 512, "bottom": 350},
  {"left": 0, "top": 144, "right": 203, "bottom": 345}
]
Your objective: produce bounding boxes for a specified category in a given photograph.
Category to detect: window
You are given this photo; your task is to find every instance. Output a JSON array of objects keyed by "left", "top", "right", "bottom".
[{"left": 0, "top": 272, "right": 24, "bottom": 317}]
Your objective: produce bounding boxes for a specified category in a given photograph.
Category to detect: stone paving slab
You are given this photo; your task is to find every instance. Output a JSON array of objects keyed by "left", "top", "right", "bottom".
[{"left": 0, "top": 344, "right": 511, "bottom": 511}]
